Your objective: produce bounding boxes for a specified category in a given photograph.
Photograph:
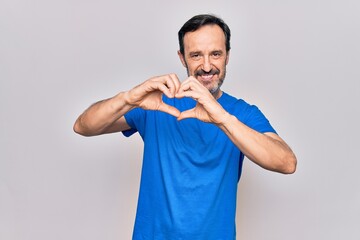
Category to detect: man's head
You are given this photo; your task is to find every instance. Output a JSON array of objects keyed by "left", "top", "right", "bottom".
[
  {"left": 178, "top": 14, "right": 231, "bottom": 97},
  {"left": 178, "top": 14, "right": 231, "bottom": 56}
]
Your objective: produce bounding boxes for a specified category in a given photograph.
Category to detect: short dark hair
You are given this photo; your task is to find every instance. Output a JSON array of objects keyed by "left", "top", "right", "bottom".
[{"left": 178, "top": 14, "right": 231, "bottom": 55}]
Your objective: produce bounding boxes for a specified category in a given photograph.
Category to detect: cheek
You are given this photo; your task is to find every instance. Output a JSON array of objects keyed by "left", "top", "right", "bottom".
[
  {"left": 187, "top": 63, "right": 201, "bottom": 73},
  {"left": 217, "top": 60, "right": 227, "bottom": 71}
]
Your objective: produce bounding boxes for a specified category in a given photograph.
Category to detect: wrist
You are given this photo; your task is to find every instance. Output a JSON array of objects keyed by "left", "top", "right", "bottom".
[
  {"left": 113, "top": 91, "right": 135, "bottom": 112},
  {"left": 216, "top": 111, "right": 233, "bottom": 127},
  {"left": 121, "top": 91, "right": 132, "bottom": 106}
]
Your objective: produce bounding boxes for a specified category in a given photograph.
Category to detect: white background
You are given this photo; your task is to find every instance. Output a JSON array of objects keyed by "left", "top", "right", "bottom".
[{"left": 1, "top": 0, "right": 359, "bottom": 239}]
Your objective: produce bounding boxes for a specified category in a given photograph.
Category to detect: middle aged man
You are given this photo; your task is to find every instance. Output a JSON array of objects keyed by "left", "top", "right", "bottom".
[{"left": 74, "top": 14, "right": 297, "bottom": 240}]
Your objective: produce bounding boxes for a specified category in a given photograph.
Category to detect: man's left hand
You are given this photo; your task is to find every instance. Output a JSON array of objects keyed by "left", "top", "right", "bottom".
[{"left": 175, "top": 76, "right": 230, "bottom": 125}]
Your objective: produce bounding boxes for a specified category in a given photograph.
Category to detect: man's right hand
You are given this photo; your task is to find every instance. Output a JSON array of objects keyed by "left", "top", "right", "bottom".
[
  {"left": 125, "top": 74, "right": 181, "bottom": 118},
  {"left": 73, "top": 74, "right": 182, "bottom": 136}
]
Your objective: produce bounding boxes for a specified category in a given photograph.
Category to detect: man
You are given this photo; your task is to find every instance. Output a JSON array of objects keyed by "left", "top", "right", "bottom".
[{"left": 74, "top": 14, "right": 296, "bottom": 240}]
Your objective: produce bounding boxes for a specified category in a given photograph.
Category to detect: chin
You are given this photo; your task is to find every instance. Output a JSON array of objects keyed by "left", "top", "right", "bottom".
[
  {"left": 209, "top": 87, "right": 219, "bottom": 94},
  {"left": 209, "top": 81, "right": 223, "bottom": 94}
]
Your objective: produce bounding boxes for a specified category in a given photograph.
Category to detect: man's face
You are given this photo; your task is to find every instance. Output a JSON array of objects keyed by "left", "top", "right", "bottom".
[{"left": 178, "top": 24, "right": 229, "bottom": 97}]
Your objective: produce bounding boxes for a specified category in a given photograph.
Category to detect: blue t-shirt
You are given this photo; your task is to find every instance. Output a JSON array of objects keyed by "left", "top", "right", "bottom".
[{"left": 123, "top": 92, "right": 276, "bottom": 240}]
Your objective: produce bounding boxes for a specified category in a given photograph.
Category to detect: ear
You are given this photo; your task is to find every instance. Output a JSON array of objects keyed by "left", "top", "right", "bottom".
[
  {"left": 177, "top": 50, "right": 187, "bottom": 68},
  {"left": 225, "top": 50, "right": 230, "bottom": 65}
]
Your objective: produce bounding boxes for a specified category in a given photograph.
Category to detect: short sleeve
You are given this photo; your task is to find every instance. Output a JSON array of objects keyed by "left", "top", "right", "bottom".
[
  {"left": 121, "top": 108, "right": 146, "bottom": 137},
  {"left": 244, "top": 105, "right": 277, "bottom": 134}
]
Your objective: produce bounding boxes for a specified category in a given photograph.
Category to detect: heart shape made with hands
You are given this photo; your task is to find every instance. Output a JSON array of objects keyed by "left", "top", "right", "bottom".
[
  {"left": 155, "top": 81, "right": 222, "bottom": 122},
  {"left": 134, "top": 75, "right": 224, "bottom": 123}
]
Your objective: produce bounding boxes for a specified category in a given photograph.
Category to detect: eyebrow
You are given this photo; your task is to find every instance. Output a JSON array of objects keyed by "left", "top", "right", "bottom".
[
  {"left": 188, "top": 51, "right": 201, "bottom": 56},
  {"left": 188, "top": 50, "right": 224, "bottom": 55},
  {"left": 211, "top": 50, "right": 224, "bottom": 54}
]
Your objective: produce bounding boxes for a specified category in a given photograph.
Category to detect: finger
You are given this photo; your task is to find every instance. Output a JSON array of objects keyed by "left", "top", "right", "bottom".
[
  {"left": 177, "top": 76, "right": 204, "bottom": 94},
  {"left": 161, "top": 75, "right": 176, "bottom": 97},
  {"left": 175, "top": 82, "right": 202, "bottom": 100},
  {"left": 157, "top": 74, "right": 180, "bottom": 98},
  {"left": 148, "top": 75, "right": 174, "bottom": 98},
  {"left": 175, "top": 80, "right": 192, "bottom": 97},
  {"left": 177, "top": 108, "right": 196, "bottom": 121},
  {"left": 175, "top": 89, "right": 200, "bottom": 99},
  {"left": 158, "top": 102, "right": 181, "bottom": 118},
  {"left": 168, "top": 73, "right": 181, "bottom": 96},
  {"left": 182, "top": 76, "right": 202, "bottom": 87},
  {"left": 151, "top": 81, "right": 174, "bottom": 99}
]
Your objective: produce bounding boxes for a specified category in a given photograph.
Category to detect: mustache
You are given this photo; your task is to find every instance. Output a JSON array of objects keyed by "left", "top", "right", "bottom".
[{"left": 194, "top": 68, "right": 220, "bottom": 77}]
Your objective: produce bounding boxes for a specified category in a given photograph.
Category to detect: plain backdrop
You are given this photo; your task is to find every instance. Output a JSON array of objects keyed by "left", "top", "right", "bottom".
[{"left": 1, "top": 0, "right": 359, "bottom": 239}]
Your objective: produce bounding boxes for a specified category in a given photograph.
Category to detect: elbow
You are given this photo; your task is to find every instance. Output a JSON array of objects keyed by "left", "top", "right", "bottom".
[
  {"left": 280, "top": 153, "right": 297, "bottom": 174},
  {"left": 73, "top": 121, "right": 84, "bottom": 135},
  {"left": 73, "top": 118, "right": 102, "bottom": 137},
  {"left": 265, "top": 150, "right": 297, "bottom": 174},
  {"left": 73, "top": 119, "right": 90, "bottom": 137}
]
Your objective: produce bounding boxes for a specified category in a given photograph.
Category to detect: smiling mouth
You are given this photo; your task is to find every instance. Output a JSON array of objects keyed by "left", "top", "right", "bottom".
[
  {"left": 195, "top": 68, "right": 219, "bottom": 81},
  {"left": 198, "top": 74, "right": 215, "bottom": 81}
]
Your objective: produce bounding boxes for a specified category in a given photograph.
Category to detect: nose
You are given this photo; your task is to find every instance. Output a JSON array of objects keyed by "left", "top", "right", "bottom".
[{"left": 201, "top": 56, "right": 212, "bottom": 72}]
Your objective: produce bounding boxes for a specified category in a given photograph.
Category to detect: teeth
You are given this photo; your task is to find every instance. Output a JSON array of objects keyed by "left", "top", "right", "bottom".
[{"left": 201, "top": 74, "right": 213, "bottom": 80}]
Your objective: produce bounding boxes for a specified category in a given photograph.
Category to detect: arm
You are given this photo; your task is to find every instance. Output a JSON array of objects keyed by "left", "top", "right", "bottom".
[
  {"left": 175, "top": 77, "right": 297, "bottom": 174},
  {"left": 218, "top": 115, "right": 297, "bottom": 174},
  {"left": 73, "top": 92, "right": 133, "bottom": 136},
  {"left": 73, "top": 74, "right": 182, "bottom": 137}
]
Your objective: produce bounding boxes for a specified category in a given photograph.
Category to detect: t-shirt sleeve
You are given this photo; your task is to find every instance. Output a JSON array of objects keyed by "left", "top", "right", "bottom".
[
  {"left": 244, "top": 105, "right": 277, "bottom": 134},
  {"left": 122, "top": 108, "right": 145, "bottom": 137}
]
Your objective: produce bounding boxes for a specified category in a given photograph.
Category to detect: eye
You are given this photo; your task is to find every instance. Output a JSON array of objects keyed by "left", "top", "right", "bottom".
[
  {"left": 212, "top": 51, "right": 222, "bottom": 59},
  {"left": 190, "top": 52, "right": 201, "bottom": 60}
]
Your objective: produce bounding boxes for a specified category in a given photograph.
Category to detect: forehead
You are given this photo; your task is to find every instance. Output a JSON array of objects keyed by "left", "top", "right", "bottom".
[{"left": 183, "top": 24, "right": 226, "bottom": 52}]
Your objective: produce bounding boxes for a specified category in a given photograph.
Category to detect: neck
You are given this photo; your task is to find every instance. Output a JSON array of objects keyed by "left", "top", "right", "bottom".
[{"left": 212, "top": 89, "right": 223, "bottom": 99}]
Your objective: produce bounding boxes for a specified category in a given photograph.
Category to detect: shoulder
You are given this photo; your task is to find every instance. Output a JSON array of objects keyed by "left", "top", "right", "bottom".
[
  {"left": 219, "top": 92, "right": 253, "bottom": 114},
  {"left": 220, "top": 92, "right": 272, "bottom": 127}
]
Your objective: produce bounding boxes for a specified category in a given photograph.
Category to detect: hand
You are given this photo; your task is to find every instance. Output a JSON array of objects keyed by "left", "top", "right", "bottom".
[
  {"left": 126, "top": 74, "right": 181, "bottom": 118},
  {"left": 175, "top": 76, "right": 230, "bottom": 125}
]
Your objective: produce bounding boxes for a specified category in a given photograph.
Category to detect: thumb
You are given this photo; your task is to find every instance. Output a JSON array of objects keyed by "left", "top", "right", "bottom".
[
  {"left": 177, "top": 108, "right": 196, "bottom": 121},
  {"left": 158, "top": 103, "right": 181, "bottom": 118}
]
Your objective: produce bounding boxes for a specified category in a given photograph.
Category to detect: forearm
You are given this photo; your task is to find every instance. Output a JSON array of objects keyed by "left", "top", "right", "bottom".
[
  {"left": 218, "top": 114, "right": 297, "bottom": 174},
  {"left": 73, "top": 91, "right": 133, "bottom": 136}
]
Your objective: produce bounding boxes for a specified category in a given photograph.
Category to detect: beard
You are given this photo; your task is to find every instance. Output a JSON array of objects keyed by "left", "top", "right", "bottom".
[{"left": 186, "top": 65, "right": 227, "bottom": 94}]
